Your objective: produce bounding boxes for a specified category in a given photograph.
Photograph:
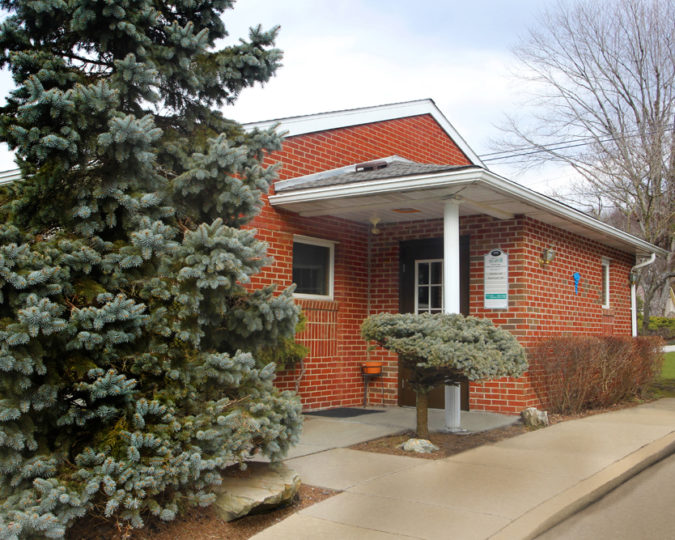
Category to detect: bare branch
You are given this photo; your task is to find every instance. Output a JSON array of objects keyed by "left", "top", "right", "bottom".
[{"left": 495, "top": 0, "right": 674, "bottom": 319}]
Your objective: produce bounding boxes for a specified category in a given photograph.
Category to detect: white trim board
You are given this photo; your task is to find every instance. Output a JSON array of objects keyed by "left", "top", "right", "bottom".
[{"left": 270, "top": 167, "right": 667, "bottom": 259}]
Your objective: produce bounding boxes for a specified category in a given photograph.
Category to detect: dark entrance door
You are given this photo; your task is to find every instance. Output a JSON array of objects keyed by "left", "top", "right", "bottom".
[{"left": 398, "top": 236, "right": 470, "bottom": 409}]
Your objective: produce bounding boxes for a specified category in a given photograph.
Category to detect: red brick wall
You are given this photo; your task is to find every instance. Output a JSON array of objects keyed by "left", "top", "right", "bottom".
[
  {"left": 271, "top": 114, "right": 471, "bottom": 181},
  {"left": 247, "top": 114, "right": 635, "bottom": 414},
  {"left": 462, "top": 215, "right": 532, "bottom": 413},
  {"left": 253, "top": 213, "right": 370, "bottom": 410},
  {"left": 363, "top": 215, "right": 634, "bottom": 414},
  {"left": 248, "top": 113, "right": 470, "bottom": 410}
]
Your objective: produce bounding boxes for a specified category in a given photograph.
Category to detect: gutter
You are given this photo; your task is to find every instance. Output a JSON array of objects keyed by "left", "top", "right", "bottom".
[
  {"left": 269, "top": 167, "right": 668, "bottom": 258},
  {"left": 631, "top": 253, "right": 657, "bottom": 337}
]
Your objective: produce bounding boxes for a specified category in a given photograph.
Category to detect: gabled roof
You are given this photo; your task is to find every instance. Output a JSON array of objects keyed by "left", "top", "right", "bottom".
[{"left": 244, "top": 98, "right": 485, "bottom": 167}]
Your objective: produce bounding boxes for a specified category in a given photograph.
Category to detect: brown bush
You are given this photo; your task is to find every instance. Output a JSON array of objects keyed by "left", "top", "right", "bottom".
[{"left": 531, "top": 336, "right": 664, "bottom": 414}]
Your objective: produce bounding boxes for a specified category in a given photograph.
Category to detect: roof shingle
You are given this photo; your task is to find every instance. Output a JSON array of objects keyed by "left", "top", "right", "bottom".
[{"left": 275, "top": 161, "right": 478, "bottom": 192}]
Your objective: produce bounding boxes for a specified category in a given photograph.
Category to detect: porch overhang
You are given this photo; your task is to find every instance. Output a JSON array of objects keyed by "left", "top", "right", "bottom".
[{"left": 269, "top": 167, "right": 666, "bottom": 259}]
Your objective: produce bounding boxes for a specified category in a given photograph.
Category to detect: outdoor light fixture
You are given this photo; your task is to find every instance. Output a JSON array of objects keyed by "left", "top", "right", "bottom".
[
  {"left": 540, "top": 247, "right": 556, "bottom": 266},
  {"left": 629, "top": 272, "right": 638, "bottom": 285},
  {"left": 369, "top": 216, "right": 381, "bottom": 235}
]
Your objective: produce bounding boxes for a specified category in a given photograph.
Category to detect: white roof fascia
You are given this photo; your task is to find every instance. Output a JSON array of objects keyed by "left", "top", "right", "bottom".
[
  {"left": 269, "top": 168, "right": 481, "bottom": 204},
  {"left": 244, "top": 99, "right": 485, "bottom": 167},
  {"left": 269, "top": 167, "right": 666, "bottom": 257},
  {"left": 478, "top": 169, "right": 668, "bottom": 257},
  {"left": 0, "top": 168, "right": 21, "bottom": 185}
]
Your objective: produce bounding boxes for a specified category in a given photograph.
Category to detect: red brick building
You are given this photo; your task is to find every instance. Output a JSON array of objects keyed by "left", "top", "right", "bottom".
[{"left": 245, "top": 99, "right": 664, "bottom": 416}]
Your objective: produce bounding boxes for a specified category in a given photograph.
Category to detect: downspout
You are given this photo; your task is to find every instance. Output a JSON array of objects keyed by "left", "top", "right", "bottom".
[
  {"left": 631, "top": 253, "right": 657, "bottom": 337},
  {"left": 366, "top": 227, "right": 372, "bottom": 358}
]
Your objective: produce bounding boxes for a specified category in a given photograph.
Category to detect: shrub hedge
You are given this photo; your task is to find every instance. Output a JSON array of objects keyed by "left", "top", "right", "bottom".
[
  {"left": 638, "top": 315, "right": 675, "bottom": 341},
  {"left": 531, "top": 336, "right": 664, "bottom": 414}
]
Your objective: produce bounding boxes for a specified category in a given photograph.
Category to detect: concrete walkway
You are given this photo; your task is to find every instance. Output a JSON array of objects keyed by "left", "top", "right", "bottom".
[
  {"left": 253, "top": 399, "right": 675, "bottom": 539},
  {"left": 286, "top": 407, "right": 517, "bottom": 459}
]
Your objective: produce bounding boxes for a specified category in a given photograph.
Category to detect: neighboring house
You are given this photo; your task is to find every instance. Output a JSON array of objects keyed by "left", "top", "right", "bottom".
[{"left": 246, "top": 99, "right": 666, "bottom": 414}]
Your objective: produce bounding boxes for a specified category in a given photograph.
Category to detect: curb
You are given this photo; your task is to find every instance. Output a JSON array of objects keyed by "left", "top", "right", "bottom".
[{"left": 489, "top": 430, "right": 675, "bottom": 540}]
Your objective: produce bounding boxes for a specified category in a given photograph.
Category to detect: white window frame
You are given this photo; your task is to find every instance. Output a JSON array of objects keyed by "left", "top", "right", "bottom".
[
  {"left": 292, "top": 235, "right": 335, "bottom": 300},
  {"left": 414, "top": 259, "right": 444, "bottom": 314},
  {"left": 601, "top": 258, "right": 610, "bottom": 309}
]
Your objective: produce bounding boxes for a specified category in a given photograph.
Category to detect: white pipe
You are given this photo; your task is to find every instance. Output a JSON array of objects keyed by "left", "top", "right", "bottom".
[{"left": 631, "top": 253, "right": 657, "bottom": 337}]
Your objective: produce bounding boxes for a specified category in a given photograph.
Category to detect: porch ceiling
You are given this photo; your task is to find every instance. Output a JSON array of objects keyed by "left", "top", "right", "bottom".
[{"left": 269, "top": 168, "right": 665, "bottom": 258}]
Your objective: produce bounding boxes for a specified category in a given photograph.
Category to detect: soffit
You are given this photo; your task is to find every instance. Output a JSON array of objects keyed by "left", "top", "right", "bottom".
[{"left": 269, "top": 168, "right": 664, "bottom": 258}]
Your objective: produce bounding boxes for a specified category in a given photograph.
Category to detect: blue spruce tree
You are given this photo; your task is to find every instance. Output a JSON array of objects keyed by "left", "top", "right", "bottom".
[{"left": 0, "top": 1, "right": 302, "bottom": 537}]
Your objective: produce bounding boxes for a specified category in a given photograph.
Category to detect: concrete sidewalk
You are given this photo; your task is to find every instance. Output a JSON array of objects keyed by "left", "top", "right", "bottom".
[
  {"left": 286, "top": 407, "right": 517, "bottom": 459},
  {"left": 253, "top": 399, "right": 675, "bottom": 539}
]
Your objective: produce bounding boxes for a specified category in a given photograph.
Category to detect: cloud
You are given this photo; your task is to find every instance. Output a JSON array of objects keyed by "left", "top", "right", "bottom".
[{"left": 0, "top": 0, "right": 577, "bottom": 196}]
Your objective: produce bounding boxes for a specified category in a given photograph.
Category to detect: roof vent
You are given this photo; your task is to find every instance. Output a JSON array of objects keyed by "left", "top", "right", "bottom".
[{"left": 355, "top": 160, "right": 388, "bottom": 172}]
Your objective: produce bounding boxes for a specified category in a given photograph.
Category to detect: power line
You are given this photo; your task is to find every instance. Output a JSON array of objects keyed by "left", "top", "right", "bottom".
[
  {"left": 480, "top": 135, "right": 601, "bottom": 159},
  {"left": 479, "top": 125, "right": 674, "bottom": 163},
  {"left": 481, "top": 140, "right": 597, "bottom": 163}
]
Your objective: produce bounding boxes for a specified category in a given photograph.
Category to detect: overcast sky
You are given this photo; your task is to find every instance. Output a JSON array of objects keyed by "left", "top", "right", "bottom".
[{"left": 0, "top": 0, "right": 578, "bottom": 192}]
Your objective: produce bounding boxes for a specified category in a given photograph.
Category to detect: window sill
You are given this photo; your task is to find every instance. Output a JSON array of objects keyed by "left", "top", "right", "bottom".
[{"left": 295, "top": 297, "right": 339, "bottom": 311}]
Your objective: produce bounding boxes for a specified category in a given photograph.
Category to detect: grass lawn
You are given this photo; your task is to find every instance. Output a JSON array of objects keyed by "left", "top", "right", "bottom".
[
  {"left": 648, "top": 351, "right": 675, "bottom": 399},
  {"left": 660, "top": 351, "right": 675, "bottom": 380}
]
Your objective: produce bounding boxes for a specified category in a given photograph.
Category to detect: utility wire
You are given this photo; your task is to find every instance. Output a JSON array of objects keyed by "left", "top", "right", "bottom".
[{"left": 480, "top": 125, "right": 674, "bottom": 163}]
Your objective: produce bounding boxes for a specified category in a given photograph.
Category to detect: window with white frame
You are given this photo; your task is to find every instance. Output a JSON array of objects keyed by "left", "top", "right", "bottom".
[
  {"left": 415, "top": 259, "right": 443, "bottom": 314},
  {"left": 292, "top": 235, "right": 334, "bottom": 299},
  {"left": 601, "top": 258, "right": 610, "bottom": 308}
]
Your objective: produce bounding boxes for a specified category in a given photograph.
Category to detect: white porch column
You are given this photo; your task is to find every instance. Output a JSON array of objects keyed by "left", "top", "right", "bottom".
[{"left": 443, "top": 201, "right": 462, "bottom": 431}]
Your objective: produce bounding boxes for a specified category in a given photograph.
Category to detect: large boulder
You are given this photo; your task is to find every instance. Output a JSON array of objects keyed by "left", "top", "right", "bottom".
[{"left": 213, "top": 463, "right": 301, "bottom": 521}]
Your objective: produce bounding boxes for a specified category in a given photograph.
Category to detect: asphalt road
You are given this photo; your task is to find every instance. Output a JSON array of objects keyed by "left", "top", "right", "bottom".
[{"left": 537, "top": 452, "right": 675, "bottom": 540}]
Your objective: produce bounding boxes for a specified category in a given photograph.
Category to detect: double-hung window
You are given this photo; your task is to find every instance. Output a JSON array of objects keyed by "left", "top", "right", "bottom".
[{"left": 292, "top": 235, "right": 335, "bottom": 300}]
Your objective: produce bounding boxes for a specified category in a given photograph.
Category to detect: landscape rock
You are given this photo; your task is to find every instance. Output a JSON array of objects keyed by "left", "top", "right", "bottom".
[
  {"left": 397, "top": 438, "right": 439, "bottom": 453},
  {"left": 213, "top": 463, "right": 300, "bottom": 521},
  {"left": 521, "top": 407, "right": 549, "bottom": 428}
]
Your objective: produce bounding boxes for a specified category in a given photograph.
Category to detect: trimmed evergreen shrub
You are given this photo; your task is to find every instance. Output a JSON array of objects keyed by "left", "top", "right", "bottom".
[
  {"left": 0, "top": 1, "right": 302, "bottom": 538},
  {"left": 531, "top": 336, "right": 664, "bottom": 414},
  {"left": 638, "top": 315, "right": 675, "bottom": 341},
  {"left": 361, "top": 313, "right": 527, "bottom": 438}
]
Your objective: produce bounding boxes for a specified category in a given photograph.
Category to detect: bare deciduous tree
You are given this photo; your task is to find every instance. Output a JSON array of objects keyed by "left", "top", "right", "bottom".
[{"left": 496, "top": 0, "right": 674, "bottom": 329}]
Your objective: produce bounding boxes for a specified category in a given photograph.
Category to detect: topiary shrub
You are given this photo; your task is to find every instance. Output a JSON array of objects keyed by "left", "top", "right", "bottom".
[{"left": 361, "top": 313, "right": 527, "bottom": 438}]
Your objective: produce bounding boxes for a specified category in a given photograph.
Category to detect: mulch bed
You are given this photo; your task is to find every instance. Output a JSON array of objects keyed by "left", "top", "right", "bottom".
[
  {"left": 67, "top": 463, "right": 339, "bottom": 540},
  {"left": 349, "top": 398, "right": 658, "bottom": 460},
  {"left": 349, "top": 423, "right": 529, "bottom": 459}
]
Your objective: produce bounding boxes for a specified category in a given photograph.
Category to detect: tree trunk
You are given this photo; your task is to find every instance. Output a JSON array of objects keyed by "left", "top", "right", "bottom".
[
  {"left": 642, "top": 296, "right": 652, "bottom": 335},
  {"left": 415, "top": 390, "right": 429, "bottom": 439}
]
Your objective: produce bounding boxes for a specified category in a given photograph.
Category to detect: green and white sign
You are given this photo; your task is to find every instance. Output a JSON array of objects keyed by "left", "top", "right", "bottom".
[{"left": 484, "top": 249, "right": 508, "bottom": 309}]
